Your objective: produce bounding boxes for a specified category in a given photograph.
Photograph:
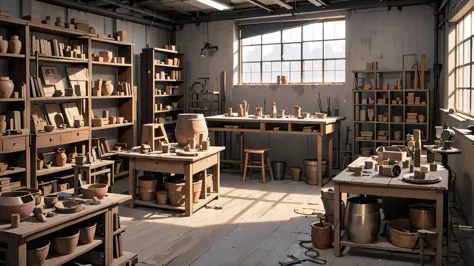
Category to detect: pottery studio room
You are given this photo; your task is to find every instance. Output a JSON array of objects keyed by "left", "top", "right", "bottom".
[{"left": 2, "top": 0, "right": 474, "bottom": 266}]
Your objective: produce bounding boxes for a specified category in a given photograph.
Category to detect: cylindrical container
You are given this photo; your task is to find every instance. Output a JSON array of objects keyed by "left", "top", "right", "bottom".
[
  {"left": 78, "top": 220, "right": 97, "bottom": 244},
  {"left": 321, "top": 187, "right": 335, "bottom": 216},
  {"left": 227, "top": 108, "right": 232, "bottom": 117},
  {"left": 166, "top": 178, "right": 202, "bottom": 206},
  {"left": 418, "top": 114, "right": 426, "bottom": 123},
  {"left": 394, "top": 131, "right": 401, "bottom": 141},
  {"left": 175, "top": 114, "right": 209, "bottom": 147},
  {"left": 156, "top": 191, "right": 167, "bottom": 205},
  {"left": 256, "top": 107, "right": 263, "bottom": 116},
  {"left": 359, "top": 110, "right": 366, "bottom": 121},
  {"left": 387, "top": 218, "right": 437, "bottom": 249},
  {"left": 311, "top": 221, "right": 333, "bottom": 249},
  {"left": 344, "top": 196, "right": 381, "bottom": 244},
  {"left": 427, "top": 153, "right": 435, "bottom": 163},
  {"left": 52, "top": 228, "right": 80, "bottom": 255},
  {"left": 290, "top": 166, "right": 302, "bottom": 181},
  {"left": 409, "top": 203, "right": 435, "bottom": 229},
  {"left": 0, "top": 36, "right": 7, "bottom": 53},
  {"left": 138, "top": 176, "right": 157, "bottom": 201},
  {"left": 108, "top": 116, "right": 117, "bottom": 125},
  {"left": 304, "top": 159, "right": 328, "bottom": 185},
  {"left": 271, "top": 161, "right": 287, "bottom": 180},
  {"left": 27, "top": 238, "right": 50, "bottom": 266},
  {"left": 102, "top": 110, "right": 109, "bottom": 118}
]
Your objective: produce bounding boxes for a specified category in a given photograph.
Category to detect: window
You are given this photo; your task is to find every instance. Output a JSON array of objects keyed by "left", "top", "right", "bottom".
[
  {"left": 455, "top": 10, "right": 474, "bottom": 116},
  {"left": 241, "top": 20, "right": 346, "bottom": 84}
]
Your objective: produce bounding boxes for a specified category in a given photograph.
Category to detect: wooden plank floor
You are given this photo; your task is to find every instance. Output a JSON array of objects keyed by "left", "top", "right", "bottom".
[{"left": 116, "top": 172, "right": 464, "bottom": 266}]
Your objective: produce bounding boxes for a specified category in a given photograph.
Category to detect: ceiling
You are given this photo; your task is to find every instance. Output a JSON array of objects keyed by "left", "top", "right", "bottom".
[{"left": 42, "top": 0, "right": 435, "bottom": 29}]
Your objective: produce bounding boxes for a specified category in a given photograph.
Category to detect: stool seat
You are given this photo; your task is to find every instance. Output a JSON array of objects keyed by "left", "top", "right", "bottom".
[{"left": 243, "top": 149, "right": 274, "bottom": 183}]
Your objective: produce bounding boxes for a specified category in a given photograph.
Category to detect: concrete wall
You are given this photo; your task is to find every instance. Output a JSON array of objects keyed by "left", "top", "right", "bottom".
[{"left": 177, "top": 5, "right": 434, "bottom": 168}]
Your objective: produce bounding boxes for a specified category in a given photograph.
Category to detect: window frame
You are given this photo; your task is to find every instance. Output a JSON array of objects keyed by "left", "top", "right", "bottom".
[
  {"left": 239, "top": 19, "right": 346, "bottom": 85},
  {"left": 455, "top": 10, "right": 474, "bottom": 117}
]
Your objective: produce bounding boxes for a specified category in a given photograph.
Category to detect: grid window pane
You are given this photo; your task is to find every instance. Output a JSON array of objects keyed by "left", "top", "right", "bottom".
[
  {"left": 283, "top": 43, "right": 301, "bottom": 60},
  {"left": 283, "top": 27, "right": 302, "bottom": 43},
  {"left": 242, "top": 46, "right": 261, "bottom": 62},
  {"left": 464, "top": 39, "right": 471, "bottom": 63},
  {"left": 262, "top": 31, "right": 281, "bottom": 44},
  {"left": 465, "top": 14, "right": 471, "bottom": 40},
  {"left": 303, "top": 23, "right": 323, "bottom": 41},
  {"left": 303, "top": 41, "right": 323, "bottom": 59},
  {"left": 324, "top": 21, "right": 335, "bottom": 40},
  {"left": 455, "top": 10, "right": 474, "bottom": 117},
  {"left": 334, "top": 20, "right": 345, "bottom": 39},
  {"left": 324, "top": 40, "right": 345, "bottom": 59},
  {"left": 242, "top": 36, "right": 262, "bottom": 45},
  {"left": 262, "top": 44, "right": 281, "bottom": 61}
]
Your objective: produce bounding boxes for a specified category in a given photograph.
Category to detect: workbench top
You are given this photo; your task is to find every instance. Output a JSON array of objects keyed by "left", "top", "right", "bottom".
[
  {"left": 205, "top": 114, "right": 345, "bottom": 125},
  {"left": 118, "top": 146, "right": 225, "bottom": 162}
]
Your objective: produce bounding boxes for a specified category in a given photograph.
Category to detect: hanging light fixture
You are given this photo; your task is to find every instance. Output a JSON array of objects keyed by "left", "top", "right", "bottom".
[{"left": 200, "top": 42, "right": 219, "bottom": 57}]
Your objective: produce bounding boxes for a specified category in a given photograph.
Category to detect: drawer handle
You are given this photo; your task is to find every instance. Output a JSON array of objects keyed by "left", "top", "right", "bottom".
[
  {"left": 12, "top": 142, "right": 16, "bottom": 146},
  {"left": 49, "top": 138, "right": 53, "bottom": 142},
  {"left": 77, "top": 133, "right": 80, "bottom": 136}
]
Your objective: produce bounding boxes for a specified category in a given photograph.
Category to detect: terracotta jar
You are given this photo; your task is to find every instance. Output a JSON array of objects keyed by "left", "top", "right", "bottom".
[
  {"left": 27, "top": 238, "right": 50, "bottom": 266},
  {"left": 0, "top": 120, "right": 6, "bottom": 135},
  {"left": 281, "top": 76, "right": 288, "bottom": 84},
  {"left": 8, "top": 35, "right": 21, "bottom": 54},
  {"left": 175, "top": 114, "right": 208, "bottom": 147},
  {"left": 311, "top": 221, "right": 334, "bottom": 249},
  {"left": 55, "top": 148, "right": 67, "bottom": 166},
  {"left": 108, "top": 116, "right": 117, "bottom": 124},
  {"left": 0, "top": 36, "right": 7, "bottom": 53},
  {"left": 0, "top": 77, "right": 14, "bottom": 98},
  {"left": 102, "top": 82, "right": 113, "bottom": 96}
]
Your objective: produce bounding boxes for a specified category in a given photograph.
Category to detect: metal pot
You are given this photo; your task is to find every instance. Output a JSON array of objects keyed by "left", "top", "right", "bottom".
[
  {"left": 344, "top": 196, "right": 381, "bottom": 243},
  {"left": 409, "top": 203, "right": 435, "bottom": 229}
]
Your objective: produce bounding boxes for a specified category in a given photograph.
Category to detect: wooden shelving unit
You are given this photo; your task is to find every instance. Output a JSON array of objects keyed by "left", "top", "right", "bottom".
[
  {"left": 352, "top": 68, "right": 431, "bottom": 158},
  {"left": 188, "top": 91, "right": 221, "bottom": 116},
  {"left": 141, "top": 47, "right": 185, "bottom": 141}
]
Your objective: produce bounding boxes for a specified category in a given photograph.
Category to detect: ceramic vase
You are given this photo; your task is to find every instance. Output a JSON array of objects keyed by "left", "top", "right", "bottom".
[
  {"left": 175, "top": 114, "right": 208, "bottom": 147},
  {"left": 102, "top": 82, "right": 113, "bottom": 96},
  {"left": 0, "top": 36, "right": 7, "bottom": 53},
  {"left": 8, "top": 35, "right": 21, "bottom": 54},
  {"left": 281, "top": 76, "right": 288, "bottom": 84},
  {"left": 418, "top": 114, "right": 426, "bottom": 123},
  {"left": 394, "top": 131, "right": 401, "bottom": 141},
  {"left": 367, "top": 109, "right": 374, "bottom": 121},
  {"left": 0, "top": 77, "right": 14, "bottom": 98},
  {"left": 55, "top": 149, "right": 67, "bottom": 167}
]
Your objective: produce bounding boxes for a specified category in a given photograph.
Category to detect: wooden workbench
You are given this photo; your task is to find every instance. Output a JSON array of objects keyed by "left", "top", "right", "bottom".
[
  {"left": 119, "top": 146, "right": 225, "bottom": 216},
  {"left": 205, "top": 114, "right": 345, "bottom": 185},
  {"left": 333, "top": 156, "right": 448, "bottom": 266},
  {"left": 0, "top": 192, "right": 136, "bottom": 266}
]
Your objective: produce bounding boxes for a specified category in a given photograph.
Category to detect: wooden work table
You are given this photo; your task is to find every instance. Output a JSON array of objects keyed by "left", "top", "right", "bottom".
[
  {"left": 206, "top": 114, "right": 345, "bottom": 185},
  {"left": 119, "top": 146, "right": 225, "bottom": 216},
  {"left": 0, "top": 192, "right": 136, "bottom": 266},
  {"left": 333, "top": 156, "right": 448, "bottom": 266}
]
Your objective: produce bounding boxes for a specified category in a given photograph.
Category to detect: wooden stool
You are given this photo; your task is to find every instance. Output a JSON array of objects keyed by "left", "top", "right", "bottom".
[{"left": 242, "top": 149, "right": 274, "bottom": 183}]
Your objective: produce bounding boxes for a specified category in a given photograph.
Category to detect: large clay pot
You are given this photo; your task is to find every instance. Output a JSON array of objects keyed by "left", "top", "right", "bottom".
[
  {"left": 18, "top": 188, "right": 42, "bottom": 206},
  {"left": 0, "top": 77, "right": 14, "bottom": 98},
  {"left": 0, "top": 36, "right": 8, "bottom": 53},
  {"left": 78, "top": 220, "right": 97, "bottom": 244},
  {"left": 8, "top": 35, "right": 21, "bottom": 54},
  {"left": 311, "top": 221, "right": 333, "bottom": 249},
  {"left": 27, "top": 238, "right": 50, "bottom": 266},
  {"left": 80, "top": 184, "right": 108, "bottom": 199},
  {"left": 55, "top": 148, "right": 67, "bottom": 166},
  {"left": 52, "top": 228, "right": 80, "bottom": 255},
  {"left": 175, "top": 114, "right": 208, "bottom": 147},
  {"left": 166, "top": 178, "right": 202, "bottom": 206},
  {"left": 102, "top": 82, "right": 113, "bottom": 96},
  {"left": 0, "top": 191, "right": 35, "bottom": 222}
]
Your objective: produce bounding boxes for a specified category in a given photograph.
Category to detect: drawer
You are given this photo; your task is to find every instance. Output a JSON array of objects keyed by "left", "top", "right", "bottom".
[
  {"left": 36, "top": 134, "right": 60, "bottom": 148},
  {"left": 61, "top": 133, "right": 72, "bottom": 143},
  {"left": 3, "top": 137, "right": 26, "bottom": 152},
  {"left": 70, "top": 130, "right": 89, "bottom": 143}
]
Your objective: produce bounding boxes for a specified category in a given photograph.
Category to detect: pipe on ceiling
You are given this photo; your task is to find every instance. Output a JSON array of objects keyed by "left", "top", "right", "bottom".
[
  {"left": 38, "top": 0, "right": 176, "bottom": 30},
  {"left": 439, "top": 0, "right": 449, "bottom": 12},
  {"left": 100, "top": 0, "right": 176, "bottom": 24},
  {"left": 246, "top": 0, "right": 274, "bottom": 12}
]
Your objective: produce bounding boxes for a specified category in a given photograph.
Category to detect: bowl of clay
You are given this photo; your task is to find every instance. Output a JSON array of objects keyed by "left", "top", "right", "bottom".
[{"left": 80, "top": 183, "right": 108, "bottom": 199}]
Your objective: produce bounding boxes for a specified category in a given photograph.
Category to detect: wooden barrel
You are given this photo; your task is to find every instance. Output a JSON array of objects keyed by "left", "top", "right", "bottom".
[
  {"left": 303, "top": 159, "right": 327, "bottom": 185},
  {"left": 175, "top": 114, "right": 208, "bottom": 147}
]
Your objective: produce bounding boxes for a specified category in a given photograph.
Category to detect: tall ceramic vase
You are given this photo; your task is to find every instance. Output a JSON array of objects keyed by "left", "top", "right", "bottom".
[
  {"left": 0, "top": 77, "right": 14, "bottom": 98},
  {"left": 0, "top": 115, "right": 6, "bottom": 135},
  {"left": 175, "top": 114, "right": 208, "bottom": 147},
  {"left": 55, "top": 149, "right": 67, "bottom": 166},
  {"left": 8, "top": 35, "right": 21, "bottom": 54},
  {"left": 0, "top": 36, "right": 7, "bottom": 53}
]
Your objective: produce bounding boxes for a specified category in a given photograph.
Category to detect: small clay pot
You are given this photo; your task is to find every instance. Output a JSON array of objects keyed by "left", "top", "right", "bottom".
[
  {"left": 27, "top": 238, "right": 50, "bottom": 266},
  {"left": 102, "top": 82, "right": 113, "bottom": 96},
  {"left": 52, "top": 228, "right": 80, "bottom": 255},
  {"left": 108, "top": 116, "right": 117, "bottom": 124},
  {"left": 44, "top": 195, "right": 58, "bottom": 208},
  {"left": 0, "top": 77, "right": 14, "bottom": 98},
  {"left": 139, "top": 189, "right": 155, "bottom": 201},
  {"left": 8, "top": 35, "right": 21, "bottom": 54},
  {"left": 0, "top": 36, "right": 7, "bottom": 53},
  {"left": 55, "top": 148, "right": 67, "bottom": 166},
  {"left": 44, "top": 125, "right": 55, "bottom": 132},
  {"left": 117, "top": 117, "right": 124, "bottom": 124},
  {"left": 75, "top": 155, "right": 85, "bottom": 165},
  {"left": 77, "top": 220, "right": 97, "bottom": 244},
  {"left": 156, "top": 191, "right": 167, "bottom": 205}
]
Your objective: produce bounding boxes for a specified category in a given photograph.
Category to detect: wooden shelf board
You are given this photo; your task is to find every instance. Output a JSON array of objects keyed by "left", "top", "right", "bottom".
[
  {"left": 0, "top": 52, "right": 25, "bottom": 58},
  {"left": 101, "top": 151, "right": 119, "bottom": 158},
  {"left": 31, "top": 96, "right": 88, "bottom": 102},
  {"left": 354, "top": 121, "right": 376, "bottom": 123},
  {"left": 153, "top": 47, "right": 183, "bottom": 55},
  {"left": 341, "top": 233, "right": 435, "bottom": 255},
  {"left": 92, "top": 96, "right": 133, "bottom": 100},
  {"left": 113, "top": 225, "right": 127, "bottom": 236},
  {"left": 0, "top": 98, "right": 25, "bottom": 102},
  {"left": 43, "top": 239, "right": 103, "bottom": 266},
  {"left": 354, "top": 140, "right": 375, "bottom": 142},
  {"left": 28, "top": 22, "right": 93, "bottom": 36},
  {"left": 406, "top": 123, "right": 427, "bottom": 125},
  {"left": 189, "top": 99, "right": 219, "bottom": 102},
  {"left": 89, "top": 36, "right": 134, "bottom": 46},
  {"left": 353, "top": 90, "right": 376, "bottom": 93},
  {"left": 190, "top": 91, "right": 220, "bottom": 95},
  {"left": 111, "top": 251, "right": 138, "bottom": 266},
  {"left": 154, "top": 79, "right": 184, "bottom": 83},
  {"left": 31, "top": 55, "right": 88, "bottom": 64},
  {"left": 92, "top": 61, "right": 132, "bottom": 67},
  {"left": 189, "top": 107, "right": 215, "bottom": 111},
  {"left": 34, "top": 127, "right": 90, "bottom": 137},
  {"left": 155, "top": 108, "right": 182, "bottom": 114},
  {"left": 164, "top": 120, "right": 177, "bottom": 125},
  {"left": 405, "top": 104, "right": 428, "bottom": 106},
  {"left": 405, "top": 89, "right": 430, "bottom": 92},
  {"left": 264, "top": 130, "right": 320, "bottom": 135},
  {"left": 91, "top": 122, "right": 134, "bottom": 131},
  {"left": 155, "top": 94, "right": 183, "bottom": 98},
  {"left": 37, "top": 163, "right": 74, "bottom": 177},
  {"left": 134, "top": 192, "right": 218, "bottom": 212},
  {"left": 208, "top": 127, "right": 260, "bottom": 133},
  {"left": 155, "top": 63, "right": 183, "bottom": 69},
  {"left": 0, "top": 167, "right": 26, "bottom": 177}
]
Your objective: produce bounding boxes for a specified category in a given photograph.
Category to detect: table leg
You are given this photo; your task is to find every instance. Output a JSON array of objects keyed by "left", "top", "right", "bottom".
[
  {"left": 240, "top": 133, "right": 244, "bottom": 175},
  {"left": 201, "top": 170, "right": 207, "bottom": 199},
  {"left": 435, "top": 190, "right": 443, "bottom": 266},
  {"left": 317, "top": 134, "right": 323, "bottom": 186},
  {"left": 104, "top": 209, "right": 113, "bottom": 265},
  {"left": 185, "top": 163, "right": 194, "bottom": 216},
  {"left": 334, "top": 184, "right": 341, "bottom": 257},
  {"left": 129, "top": 158, "right": 136, "bottom": 208},
  {"left": 328, "top": 133, "right": 333, "bottom": 179},
  {"left": 74, "top": 168, "right": 79, "bottom": 196},
  {"left": 213, "top": 156, "right": 221, "bottom": 198}
]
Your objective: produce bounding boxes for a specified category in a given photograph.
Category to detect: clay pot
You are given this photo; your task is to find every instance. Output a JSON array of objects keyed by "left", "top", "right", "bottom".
[
  {"left": 0, "top": 162, "right": 7, "bottom": 172},
  {"left": 102, "top": 82, "right": 113, "bottom": 96},
  {"left": 27, "top": 238, "right": 50, "bottom": 266},
  {"left": 138, "top": 176, "right": 157, "bottom": 190},
  {"left": 44, "top": 195, "right": 58, "bottom": 208},
  {"left": 291, "top": 166, "right": 302, "bottom": 181},
  {"left": 18, "top": 188, "right": 42, "bottom": 206},
  {"left": 8, "top": 35, "right": 21, "bottom": 54},
  {"left": 0, "top": 36, "right": 7, "bottom": 54},
  {"left": 281, "top": 76, "right": 288, "bottom": 84},
  {"left": 156, "top": 191, "right": 167, "bottom": 205},
  {"left": 175, "top": 114, "right": 208, "bottom": 147},
  {"left": 44, "top": 125, "right": 54, "bottom": 132},
  {"left": 80, "top": 184, "right": 108, "bottom": 199},
  {"left": 418, "top": 114, "right": 426, "bottom": 123},
  {"left": 0, "top": 120, "right": 5, "bottom": 135},
  {"left": 55, "top": 148, "right": 67, "bottom": 166},
  {"left": 166, "top": 178, "right": 202, "bottom": 206},
  {"left": 77, "top": 220, "right": 97, "bottom": 244},
  {"left": 108, "top": 116, "right": 117, "bottom": 125},
  {"left": 52, "top": 228, "right": 80, "bottom": 255},
  {"left": 139, "top": 189, "right": 155, "bottom": 201},
  {"left": 0, "top": 191, "right": 35, "bottom": 222},
  {"left": 311, "top": 221, "right": 333, "bottom": 249},
  {"left": 117, "top": 117, "right": 124, "bottom": 124},
  {"left": 75, "top": 154, "right": 85, "bottom": 165},
  {"left": 0, "top": 77, "right": 14, "bottom": 98}
]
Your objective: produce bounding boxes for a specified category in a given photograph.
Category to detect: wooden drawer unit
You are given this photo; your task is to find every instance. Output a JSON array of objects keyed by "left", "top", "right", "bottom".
[
  {"left": 60, "top": 133, "right": 72, "bottom": 143},
  {"left": 70, "top": 129, "right": 89, "bottom": 143},
  {"left": 2, "top": 137, "right": 27, "bottom": 152},
  {"left": 36, "top": 129, "right": 89, "bottom": 148},
  {"left": 36, "top": 133, "right": 61, "bottom": 148}
]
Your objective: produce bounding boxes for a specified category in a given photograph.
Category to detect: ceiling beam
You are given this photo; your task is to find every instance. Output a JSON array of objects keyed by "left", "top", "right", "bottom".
[
  {"left": 100, "top": 0, "right": 176, "bottom": 24},
  {"left": 271, "top": 0, "right": 293, "bottom": 10},
  {"left": 176, "top": 0, "right": 435, "bottom": 24},
  {"left": 246, "top": 0, "right": 273, "bottom": 12}
]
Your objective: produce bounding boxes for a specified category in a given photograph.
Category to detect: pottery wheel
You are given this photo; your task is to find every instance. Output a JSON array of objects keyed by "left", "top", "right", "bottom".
[
  {"left": 402, "top": 174, "right": 441, "bottom": 184},
  {"left": 55, "top": 199, "right": 86, "bottom": 214}
]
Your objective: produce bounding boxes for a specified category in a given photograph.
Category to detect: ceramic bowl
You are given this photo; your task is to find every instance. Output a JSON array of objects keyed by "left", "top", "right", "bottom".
[
  {"left": 18, "top": 188, "right": 42, "bottom": 206},
  {"left": 44, "top": 125, "right": 55, "bottom": 132},
  {"left": 80, "top": 184, "right": 108, "bottom": 199},
  {"left": 44, "top": 195, "right": 58, "bottom": 208},
  {"left": 0, "top": 191, "right": 35, "bottom": 222}
]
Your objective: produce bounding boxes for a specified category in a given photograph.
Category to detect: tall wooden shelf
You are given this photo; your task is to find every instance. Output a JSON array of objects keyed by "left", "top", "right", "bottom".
[
  {"left": 352, "top": 69, "right": 431, "bottom": 158},
  {"left": 141, "top": 47, "right": 185, "bottom": 141}
]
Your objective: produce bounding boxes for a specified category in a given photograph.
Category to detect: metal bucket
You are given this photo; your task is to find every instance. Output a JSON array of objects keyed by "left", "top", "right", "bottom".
[
  {"left": 304, "top": 159, "right": 328, "bottom": 185},
  {"left": 271, "top": 161, "right": 287, "bottom": 180},
  {"left": 344, "top": 196, "right": 381, "bottom": 243}
]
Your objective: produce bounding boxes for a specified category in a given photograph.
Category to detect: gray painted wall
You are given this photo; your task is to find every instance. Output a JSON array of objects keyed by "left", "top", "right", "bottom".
[{"left": 177, "top": 5, "right": 435, "bottom": 169}]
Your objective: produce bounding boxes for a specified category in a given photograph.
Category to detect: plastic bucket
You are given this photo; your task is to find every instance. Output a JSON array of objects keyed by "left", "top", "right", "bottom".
[{"left": 271, "top": 161, "right": 287, "bottom": 180}]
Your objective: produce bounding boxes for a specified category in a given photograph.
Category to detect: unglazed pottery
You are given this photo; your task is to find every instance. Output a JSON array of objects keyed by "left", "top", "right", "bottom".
[
  {"left": 102, "top": 81, "right": 113, "bottom": 96},
  {"left": 18, "top": 188, "right": 42, "bottom": 206},
  {"left": 108, "top": 116, "right": 117, "bottom": 124},
  {"left": 0, "top": 77, "right": 14, "bottom": 98},
  {"left": 77, "top": 220, "right": 97, "bottom": 244},
  {"left": 44, "top": 125, "right": 55, "bottom": 132},
  {"left": 175, "top": 114, "right": 208, "bottom": 147},
  {"left": 55, "top": 148, "right": 67, "bottom": 166},
  {"left": 0, "top": 191, "right": 35, "bottom": 222},
  {"left": 0, "top": 36, "right": 7, "bottom": 53},
  {"left": 27, "top": 238, "right": 50, "bottom": 266},
  {"left": 80, "top": 184, "right": 108, "bottom": 199},
  {"left": 8, "top": 35, "right": 21, "bottom": 54},
  {"left": 44, "top": 195, "right": 58, "bottom": 208},
  {"left": 52, "top": 228, "right": 80, "bottom": 255}
]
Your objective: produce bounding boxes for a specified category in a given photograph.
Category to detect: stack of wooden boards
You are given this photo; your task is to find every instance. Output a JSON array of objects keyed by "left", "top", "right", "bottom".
[
  {"left": 30, "top": 66, "right": 88, "bottom": 97},
  {"left": 0, "top": 177, "right": 21, "bottom": 192},
  {"left": 30, "top": 102, "right": 82, "bottom": 132},
  {"left": 31, "top": 37, "right": 86, "bottom": 59}
]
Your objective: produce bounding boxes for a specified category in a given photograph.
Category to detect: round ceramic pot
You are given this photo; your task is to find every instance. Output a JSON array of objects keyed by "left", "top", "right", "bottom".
[
  {"left": 77, "top": 220, "right": 97, "bottom": 244},
  {"left": 80, "top": 184, "right": 108, "bottom": 199},
  {"left": 18, "top": 188, "right": 42, "bottom": 206},
  {"left": 156, "top": 191, "right": 167, "bottom": 205},
  {"left": 0, "top": 77, "right": 14, "bottom": 98},
  {"left": 52, "top": 228, "right": 80, "bottom": 255},
  {"left": 102, "top": 83, "right": 113, "bottom": 96},
  {"left": 44, "top": 195, "right": 58, "bottom": 208},
  {"left": 27, "top": 238, "right": 50, "bottom": 266},
  {"left": 175, "top": 114, "right": 208, "bottom": 147},
  {"left": 0, "top": 36, "right": 8, "bottom": 54},
  {"left": 108, "top": 116, "right": 117, "bottom": 124},
  {"left": 8, "top": 35, "right": 21, "bottom": 54},
  {"left": 55, "top": 149, "right": 67, "bottom": 166},
  {"left": 0, "top": 191, "right": 35, "bottom": 222}
]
